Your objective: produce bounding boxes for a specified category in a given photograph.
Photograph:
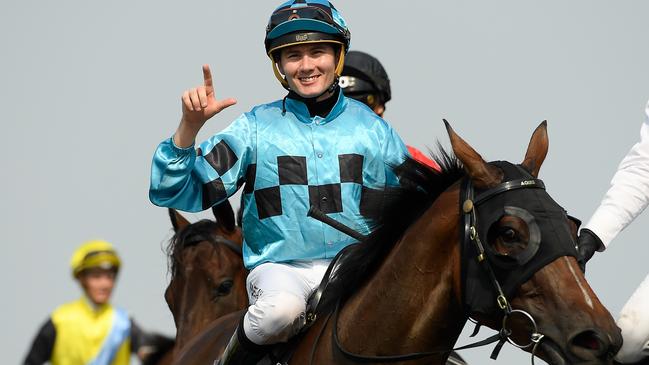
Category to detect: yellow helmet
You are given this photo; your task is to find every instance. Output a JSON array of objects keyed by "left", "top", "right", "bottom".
[{"left": 70, "top": 240, "right": 121, "bottom": 278}]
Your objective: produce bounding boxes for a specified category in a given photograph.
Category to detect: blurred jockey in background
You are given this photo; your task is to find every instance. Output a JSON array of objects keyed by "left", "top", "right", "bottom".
[{"left": 24, "top": 240, "right": 158, "bottom": 365}]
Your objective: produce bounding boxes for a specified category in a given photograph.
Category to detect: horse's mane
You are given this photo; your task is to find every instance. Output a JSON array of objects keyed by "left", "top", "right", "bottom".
[
  {"left": 318, "top": 147, "right": 465, "bottom": 314},
  {"left": 166, "top": 219, "right": 223, "bottom": 276}
]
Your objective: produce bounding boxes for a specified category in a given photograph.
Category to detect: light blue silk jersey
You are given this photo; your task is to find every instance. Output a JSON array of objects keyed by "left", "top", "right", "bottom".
[{"left": 150, "top": 92, "right": 408, "bottom": 269}]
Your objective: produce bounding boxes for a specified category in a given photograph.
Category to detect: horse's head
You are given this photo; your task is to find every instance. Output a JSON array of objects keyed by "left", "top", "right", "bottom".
[
  {"left": 164, "top": 200, "right": 247, "bottom": 349},
  {"left": 447, "top": 121, "right": 622, "bottom": 364}
]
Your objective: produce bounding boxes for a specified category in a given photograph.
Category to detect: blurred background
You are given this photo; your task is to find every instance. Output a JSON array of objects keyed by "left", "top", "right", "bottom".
[{"left": 2, "top": 1, "right": 648, "bottom": 364}]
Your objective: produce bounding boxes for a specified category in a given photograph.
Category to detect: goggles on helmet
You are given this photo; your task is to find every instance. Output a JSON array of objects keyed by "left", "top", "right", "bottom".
[
  {"left": 339, "top": 75, "right": 376, "bottom": 95},
  {"left": 265, "top": 2, "right": 350, "bottom": 55},
  {"left": 339, "top": 76, "right": 381, "bottom": 107}
]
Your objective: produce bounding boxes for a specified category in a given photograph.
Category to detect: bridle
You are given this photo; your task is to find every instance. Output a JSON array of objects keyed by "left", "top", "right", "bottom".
[
  {"left": 327, "top": 170, "right": 554, "bottom": 364},
  {"left": 184, "top": 233, "right": 242, "bottom": 257},
  {"left": 460, "top": 175, "right": 547, "bottom": 363}
]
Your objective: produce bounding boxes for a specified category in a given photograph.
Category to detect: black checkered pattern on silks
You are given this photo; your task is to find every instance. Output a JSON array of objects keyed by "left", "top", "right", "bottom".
[
  {"left": 201, "top": 140, "right": 239, "bottom": 210},
  {"left": 278, "top": 156, "right": 308, "bottom": 185},
  {"left": 242, "top": 153, "right": 387, "bottom": 220},
  {"left": 204, "top": 140, "right": 238, "bottom": 175}
]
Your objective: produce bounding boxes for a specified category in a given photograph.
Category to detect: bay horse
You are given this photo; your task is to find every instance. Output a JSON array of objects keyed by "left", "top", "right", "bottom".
[
  {"left": 162, "top": 201, "right": 469, "bottom": 364},
  {"left": 173, "top": 121, "right": 622, "bottom": 365},
  {"left": 163, "top": 200, "right": 248, "bottom": 360}
]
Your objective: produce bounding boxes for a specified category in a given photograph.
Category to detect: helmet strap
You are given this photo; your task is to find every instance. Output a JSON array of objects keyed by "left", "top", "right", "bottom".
[
  {"left": 334, "top": 47, "right": 346, "bottom": 76},
  {"left": 272, "top": 58, "right": 290, "bottom": 89},
  {"left": 323, "top": 75, "right": 339, "bottom": 97}
]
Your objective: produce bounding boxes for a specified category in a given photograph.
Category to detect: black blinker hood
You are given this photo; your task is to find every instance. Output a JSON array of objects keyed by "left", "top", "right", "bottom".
[{"left": 461, "top": 161, "right": 579, "bottom": 317}]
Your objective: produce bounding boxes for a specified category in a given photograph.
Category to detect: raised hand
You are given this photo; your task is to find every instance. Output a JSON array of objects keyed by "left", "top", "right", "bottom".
[{"left": 174, "top": 65, "right": 237, "bottom": 147}]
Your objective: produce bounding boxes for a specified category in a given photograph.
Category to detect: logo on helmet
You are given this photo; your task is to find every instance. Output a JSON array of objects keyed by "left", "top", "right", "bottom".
[{"left": 295, "top": 33, "right": 309, "bottom": 42}]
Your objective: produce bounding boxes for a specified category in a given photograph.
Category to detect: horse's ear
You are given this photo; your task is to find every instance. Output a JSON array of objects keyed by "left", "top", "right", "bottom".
[
  {"left": 212, "top": 200, "right": 236, "bottom": 232},
  {"left": 168, "top": 208, "right": 190, "bottom": 233},
  {"left": 521, "top": 121, "right": 549, "bottom": 178},
  {"left": 444, "top": 120, "right": 502, "bottom": 188}
]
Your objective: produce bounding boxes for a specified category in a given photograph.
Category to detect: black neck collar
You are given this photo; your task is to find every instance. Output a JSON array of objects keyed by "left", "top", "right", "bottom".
[{"left": 287, "top": 86, "right": 340, "bottom": 118}]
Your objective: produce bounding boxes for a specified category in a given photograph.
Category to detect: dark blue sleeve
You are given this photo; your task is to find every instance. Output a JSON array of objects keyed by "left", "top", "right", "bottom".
[{"left": 23, "top": 318, "right": 55, "bottom": 365}]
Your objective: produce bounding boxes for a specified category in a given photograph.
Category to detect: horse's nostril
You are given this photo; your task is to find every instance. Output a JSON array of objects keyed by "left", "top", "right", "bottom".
[
  {"left": 573, "top": 331, "right": 602, "bottom": 350},
  {"left": 571, "top": 330, "right": 610, "bottom": 358}
]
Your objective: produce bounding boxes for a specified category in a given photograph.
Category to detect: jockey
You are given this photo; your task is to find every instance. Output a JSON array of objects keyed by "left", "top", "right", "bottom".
[
  {"left": 24, "top": 240, "right": 151, "bottom": 365},
  {"left": 578, "top": 99, "right": 649, "bottom": 262},
  {"left": 578, "top": 99, "right": 649, "bottom": 363},
  {"left": 148, "top": 1, "right": 410, "bottom": 363},
  {"left": 340, "top": 50, "right": 441, "bottom": 170}
]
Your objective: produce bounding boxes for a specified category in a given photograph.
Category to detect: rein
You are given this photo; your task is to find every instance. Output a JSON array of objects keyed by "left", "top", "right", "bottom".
[{"left": 319, "top": 174, "right": 549, "bottom": 364}]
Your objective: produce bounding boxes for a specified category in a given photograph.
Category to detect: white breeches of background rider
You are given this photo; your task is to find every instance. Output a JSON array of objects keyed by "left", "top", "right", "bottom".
[
  {"left": 615, "top": 272, "right": 649, "bottom": 363},
  {"left": 243, "top": 259, "right": 331, "bottom": 345}
]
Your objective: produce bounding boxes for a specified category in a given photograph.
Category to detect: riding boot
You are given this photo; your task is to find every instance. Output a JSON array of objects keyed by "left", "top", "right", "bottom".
[{"left": 216, "top": 319, "right": 267, "bottom": 365}]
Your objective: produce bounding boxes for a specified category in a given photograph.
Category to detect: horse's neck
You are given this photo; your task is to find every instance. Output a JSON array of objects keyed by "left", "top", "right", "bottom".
[
  {"left": 338, "top": 188, "right": 466, "bottom": 355},
  {"left": 173, "top": 311, "right": 243, "bottom": 364}
]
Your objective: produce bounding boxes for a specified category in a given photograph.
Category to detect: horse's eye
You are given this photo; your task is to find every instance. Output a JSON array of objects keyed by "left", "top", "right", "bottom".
[
  {"left": 213, "top": 279, "right": 234, "bottom": 299},
  {"left": 500, "top": 228, "right": 518, "bottom": 243}
]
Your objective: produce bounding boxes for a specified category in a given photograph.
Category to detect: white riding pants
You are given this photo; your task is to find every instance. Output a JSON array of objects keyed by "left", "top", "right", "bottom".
[{"left": 242, "top": 259, "right": 331, "bottom": 345}]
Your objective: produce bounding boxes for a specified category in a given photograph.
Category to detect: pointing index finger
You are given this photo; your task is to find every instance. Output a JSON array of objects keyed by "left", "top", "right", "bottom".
[{"left": 202, "top": 64, "right": 213, "bottom": 89}]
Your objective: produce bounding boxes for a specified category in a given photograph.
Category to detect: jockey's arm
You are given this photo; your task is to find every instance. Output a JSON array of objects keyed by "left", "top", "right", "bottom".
[
  {"left": 380, "top": 121, "right": 410, "bottom": 186},
  {"left": 23, "top": 318, "right": 55, "bottom": 365},
  {"left": 150, "top": 114, "right": 254, "bottom": 213},
  {"left": 583, "top": 104, "right": 649, "bottom": 249}
]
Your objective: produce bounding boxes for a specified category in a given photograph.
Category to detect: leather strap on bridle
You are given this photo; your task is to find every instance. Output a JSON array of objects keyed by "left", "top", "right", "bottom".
[
  {"left": 473, "top": 178, "right": 545, "bottom": 205},
  {"left": 186, "top": 234, "right": 242, "bottom": 256},
  {"left": 462, "top": 177, "right": 513, "bottom": 316}
]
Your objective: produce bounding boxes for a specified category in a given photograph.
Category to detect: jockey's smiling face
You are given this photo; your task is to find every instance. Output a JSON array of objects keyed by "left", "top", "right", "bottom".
[
  {"left": 278, "top": 43, "right": 338, "bottom": 101},
  {"left": 79, "top": 268, "right": 117, "bottom": 306}
]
